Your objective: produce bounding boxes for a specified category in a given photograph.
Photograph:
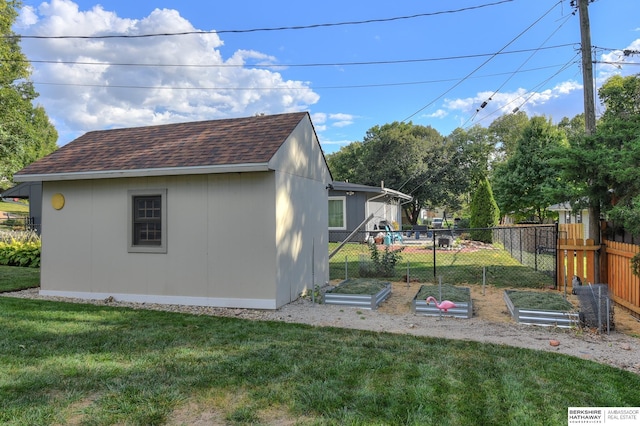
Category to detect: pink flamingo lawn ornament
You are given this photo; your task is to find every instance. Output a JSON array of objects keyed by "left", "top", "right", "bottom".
[{"left": 426, "top": 296, "right": 457, "bottom": 312}]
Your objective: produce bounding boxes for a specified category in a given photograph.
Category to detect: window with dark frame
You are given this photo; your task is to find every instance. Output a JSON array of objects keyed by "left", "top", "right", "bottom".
[{"left": 133, "top": 195, "right": 162, "bottom": 246}]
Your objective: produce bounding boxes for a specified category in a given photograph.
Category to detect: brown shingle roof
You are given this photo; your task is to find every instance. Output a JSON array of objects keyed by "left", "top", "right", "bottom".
[{"left": 16, "top": 112, "right": 309, "bottom": 178}]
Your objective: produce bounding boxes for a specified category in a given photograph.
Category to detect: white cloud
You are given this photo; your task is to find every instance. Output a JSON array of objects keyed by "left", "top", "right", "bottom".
[
  {"left": 18, "top": 0, "right": 320, "bottom": 143},
  {"left": 424, "top": 109, "right": 448, "bottom": 119},
  {"left": 328, "top": 113, "right": 354, "bottom": 127},
  {"left": 596, "top": 38, "right": 640, "bottom": 83},
  {"left": 17, "top": 6, "right": 38, "bottom": 27},
  {"left": 443, "top": 81, "right": 585, "bottom": 125}
]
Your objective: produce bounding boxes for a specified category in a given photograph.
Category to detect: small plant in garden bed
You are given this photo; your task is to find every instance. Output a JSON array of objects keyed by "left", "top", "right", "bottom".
[
  {"left": 507, "top": 290, "right": 574, "bottom": 311},
  {"left": 415, "top": 283, "right": 471, "bottom": 302},
  {"left": 330, "top": 278, "right": 389, "bottom": 295}
]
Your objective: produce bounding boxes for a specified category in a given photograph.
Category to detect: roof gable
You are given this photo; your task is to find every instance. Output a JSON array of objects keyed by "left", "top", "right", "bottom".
[{"left": 15, "top": 112, "right": 310, "bottom": 180}]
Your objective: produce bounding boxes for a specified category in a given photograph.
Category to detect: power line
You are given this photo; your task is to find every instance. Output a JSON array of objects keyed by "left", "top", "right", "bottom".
[
  {"left": 400, "top": 0, "right": 564, "bottom": 123},
  {"left": 1, "top": 43, "right": 575, "bottom": 69},
  {"left": 30, "top": 63, "right": 574, "bottom": 92},
  {"left": 8, "top": 1, "right": 514, "bottom": 40},
  {"left": 463, "top": 53, "right": 581, "bottom": 129},
  {"left": 461, "top": 11, "right": 575, "bottom": 127}
]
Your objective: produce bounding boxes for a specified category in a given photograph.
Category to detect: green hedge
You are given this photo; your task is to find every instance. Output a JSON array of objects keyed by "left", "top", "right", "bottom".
[{"left": 0, "top": 240, "right": 41, "bottom": 268}]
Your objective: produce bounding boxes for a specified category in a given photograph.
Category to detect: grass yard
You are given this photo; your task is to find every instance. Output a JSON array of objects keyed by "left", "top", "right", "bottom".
[
  {"left": 329, "top": 242, "right": 555, "bottom": 288},
  {"left": 0, "top": 265, "right": 39, "bottom": 292},
  {"left": 1, "top": 296, "right": 639, "bottom": 426},
  {"left": 0, "top": 200, "right": 29, "bottom": 215}
]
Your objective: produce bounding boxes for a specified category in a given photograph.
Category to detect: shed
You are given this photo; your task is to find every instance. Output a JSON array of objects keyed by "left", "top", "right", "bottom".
[
  {"left": 328, "top": 181, "right": 412, "bottom": 243},
  {"left": 14, "top": 112, "right": 331, "bottom": 309}
]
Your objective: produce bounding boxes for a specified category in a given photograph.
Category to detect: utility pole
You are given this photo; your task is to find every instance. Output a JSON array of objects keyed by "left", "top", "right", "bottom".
[
  {"left": 578, "top": 0, "right": 596, "bottom": 135},
  {"left": 577, "top": 0, "right": 600, "bottom": 282}
]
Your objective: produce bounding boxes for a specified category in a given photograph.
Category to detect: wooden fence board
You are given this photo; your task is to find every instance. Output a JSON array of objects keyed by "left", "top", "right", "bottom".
[
  {"left": 602, "top": 240, "right": 640, "bottom": 316},
  {"left": 557, "top": 238, "right": 597, "bottom": 288},
  {"left": 559, "top": 223, "right": 584, "bottom": 240}
]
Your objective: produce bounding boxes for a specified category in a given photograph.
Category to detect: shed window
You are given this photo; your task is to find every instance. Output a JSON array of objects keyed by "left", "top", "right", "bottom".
[
  {"left": 329, "top": 196, "right": 346, "bottom": 230},
  {"left": 128, "top": 189, "right": 167, "bottom": 253}
]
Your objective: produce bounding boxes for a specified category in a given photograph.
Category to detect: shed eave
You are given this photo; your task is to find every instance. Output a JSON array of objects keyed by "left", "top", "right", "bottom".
[{"left": 14, "top": 163, "right": 271, "bottom": 182}]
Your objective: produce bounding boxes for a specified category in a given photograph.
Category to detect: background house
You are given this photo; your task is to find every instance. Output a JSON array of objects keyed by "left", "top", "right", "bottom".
[
  {"left": 328, "top": 181, "right": 412, "bottom": 243},
  {"left": 548, "top": 202, "right": 590, "bottom": 240},
  {"left": 0, "top": 182, "right": 42, "bottom": 232},
  {"left": 14, "top": 112, "right": 331, "bottom": 309}
]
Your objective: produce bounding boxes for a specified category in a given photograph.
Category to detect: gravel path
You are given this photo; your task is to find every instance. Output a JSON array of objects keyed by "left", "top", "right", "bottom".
[{"left": 4, "top": 284, "right": 640, "bottom": 375}]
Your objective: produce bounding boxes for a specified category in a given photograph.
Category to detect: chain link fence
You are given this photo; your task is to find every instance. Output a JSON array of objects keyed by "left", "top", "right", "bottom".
[{"left": 329, "top": 224, "right": 557, "bottom": 289}]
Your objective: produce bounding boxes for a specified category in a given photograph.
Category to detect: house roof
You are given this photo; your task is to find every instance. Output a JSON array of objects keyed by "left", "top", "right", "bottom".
[
  {"left": 15, "top": 112, "right": 313, "bottom": 182},
  {"left": 548, "top": 202, "right": 589, "bottom": 212},
  {"left": 0, "top": 182, "right": 40, "bottom": 199},
  {"left": 330, "top": 181, "right": 412, "bottom": 201}
]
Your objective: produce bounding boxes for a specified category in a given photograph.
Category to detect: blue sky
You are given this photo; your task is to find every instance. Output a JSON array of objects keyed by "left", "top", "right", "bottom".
[{"left": 14, "top": 0, "right": 640, "bottom": 153}]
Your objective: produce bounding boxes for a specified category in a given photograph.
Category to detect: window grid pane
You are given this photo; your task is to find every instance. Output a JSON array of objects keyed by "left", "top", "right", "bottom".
[{"left": 133, "top": 196, "right": 162, "bottom": 246}]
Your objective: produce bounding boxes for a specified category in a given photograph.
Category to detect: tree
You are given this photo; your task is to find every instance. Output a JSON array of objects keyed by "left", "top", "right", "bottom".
[
  {"left": 555, "top": 75, "right": 640, "bottom": 230},
  {"left": 447, "top": 125, "right": 493, "bottom": 184},
  {"left": 487, "top": 111, "right": 530, "bottom": 163},
  {"left": 557, "top": 114, "right": 585, "bottom": 140},
  {"left": 491, "top": 116, "right": 568, "bottom": 223},
  {"left": 331, "top": 122, "right": 480, "bottom": 225},
  {"left": 469, "top": 177, "right": 500, "bottom": 243},
  {"left": 0, "top": 0, "right": 58, "bottom": 187},
  {"left": 325, "top": 141, "right": 363, "bottom": 184}
]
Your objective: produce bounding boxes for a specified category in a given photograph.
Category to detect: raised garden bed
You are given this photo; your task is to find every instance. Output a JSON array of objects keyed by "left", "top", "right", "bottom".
[
  {"left": 412, "top": 284, "right": 472, "bottom": 318},
  {"left": 503, "top": 290, "right": 579, "bottom": 328},
  {"left": 323, "top": 279, "right": 391, "bottom": 310}
]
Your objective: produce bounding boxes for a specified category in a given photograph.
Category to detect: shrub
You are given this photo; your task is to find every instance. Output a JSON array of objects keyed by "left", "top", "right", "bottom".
[
  {"left": 359, "top": 242, "right": 404, "bottom": 278},
  {"left": 0, "top": 232, "right": 41, "bottom": 268},
  {"left": 470, "top": 178, "right": 500, "bottom": 243}
]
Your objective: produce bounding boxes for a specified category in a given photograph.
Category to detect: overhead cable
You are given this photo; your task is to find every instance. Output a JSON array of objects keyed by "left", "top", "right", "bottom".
[
  {"left": 7, "top": 0, "right": 514, "bottom": 40},
  {"left": 400, "top": 0, "right": 564, "bottom": 123}
]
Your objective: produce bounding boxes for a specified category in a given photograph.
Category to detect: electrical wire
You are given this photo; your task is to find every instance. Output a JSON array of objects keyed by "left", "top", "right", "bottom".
[
  {"left": 460, "top": 11, "right": 574, "bottom": 128},
  {"left": 29, "top": 63, "right": 575, "bottom": 92},
  {"left": 7, "top": 0, "right": 514, "bottom": 40},
  {"left": 400, "top": 0, "right": 564, "bottom": 124},
  {"left": 0, "top": 43, "right": 575, "bottom": 69},
  {"left": 463, "top": 53, "right": 581, "bottom": 129}
]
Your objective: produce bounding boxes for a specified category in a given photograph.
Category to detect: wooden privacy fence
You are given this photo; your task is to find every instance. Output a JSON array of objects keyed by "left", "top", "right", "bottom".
[
  {"left": 603, "top": 240, "right": 640, "bottom": 315},
  {"left": 559, "top": 223, "right": 584, "bottom": 240},
  {"left": 556, "top": 236, "right": 640, "bottom": 316},
  {"left": 557, "top": 238, "right": 598, "bottom": 288}
]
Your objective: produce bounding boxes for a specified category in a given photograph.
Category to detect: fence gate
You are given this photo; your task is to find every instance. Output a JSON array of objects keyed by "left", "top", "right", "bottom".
[{"left": 556, "top": 238, "right": 599, "bottom": 289}]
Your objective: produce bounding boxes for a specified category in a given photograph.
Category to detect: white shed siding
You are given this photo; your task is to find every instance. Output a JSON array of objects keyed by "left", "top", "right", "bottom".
[
  {"left": 40, "top": 173, "right": 281, "bottom": 308},
  {"left": 270, "top": 117, "right": 330, "bottom": 306}
]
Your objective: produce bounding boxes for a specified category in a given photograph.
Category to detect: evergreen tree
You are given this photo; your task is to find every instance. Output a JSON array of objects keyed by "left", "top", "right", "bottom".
[
  {"left": 0, "top": 0, "right": 58, "bottom": 187},
  {"left": 469, "top": 177, "right": 500, "bottom": 243}
]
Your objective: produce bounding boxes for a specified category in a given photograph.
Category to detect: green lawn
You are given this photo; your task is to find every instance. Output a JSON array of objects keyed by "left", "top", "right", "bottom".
[
  {"left": 1, "top": 296, "right": 639, "bottom": 425},
  {"left": 0, "top": 200, "right": 29, "bottom": 215},
  {"left": 330, "top": 242, "right": 555, "bottom": 288},
  {"left": 0, "top": 265, "right": 39, "bottom": 292}
]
